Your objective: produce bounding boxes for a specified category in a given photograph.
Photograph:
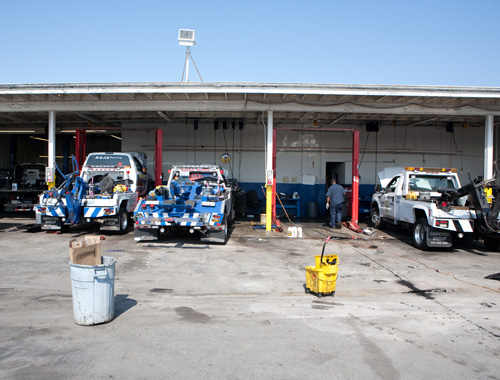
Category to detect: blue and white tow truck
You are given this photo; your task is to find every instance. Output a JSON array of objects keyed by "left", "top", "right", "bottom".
[
  {"left": 35, "top": 152, "right": 150, "bottom": 233},
  {"left": 133, "top": 164, "right": 234, "bottom": 244}
]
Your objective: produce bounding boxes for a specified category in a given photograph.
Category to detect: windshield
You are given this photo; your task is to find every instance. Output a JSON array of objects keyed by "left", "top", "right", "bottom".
[
  {"left": 85, "top": 154, "right": 131, "bottom": 167},
  {"left": 408, "top": 175, "right": 457, "bottom": 192},
  {"left": 172, "top": 170, "right": 220, "bottom": 185}
]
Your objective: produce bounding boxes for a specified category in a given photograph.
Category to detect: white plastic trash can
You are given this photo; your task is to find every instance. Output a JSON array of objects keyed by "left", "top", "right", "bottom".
[{"left": 70, "top": 256, "right": 116, "bottom": 326}]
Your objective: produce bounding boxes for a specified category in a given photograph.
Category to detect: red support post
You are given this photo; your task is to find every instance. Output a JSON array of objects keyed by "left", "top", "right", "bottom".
[
  {"left": 272, "top": 127, "right": 277, "bottom": 225},
  {"left": 350, "top": 130, "right": 360, "bottom": 228},
  {"left": 155, "top": 128, "right": 163, "bottom": 186},
  {"left": 75, "top": 129, "right": 86, "bottom": 172}
]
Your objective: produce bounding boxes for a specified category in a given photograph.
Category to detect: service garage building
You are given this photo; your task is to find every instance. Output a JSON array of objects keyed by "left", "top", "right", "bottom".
[{"left": 1, "top": 82, "right": 499, "bottom": 219}]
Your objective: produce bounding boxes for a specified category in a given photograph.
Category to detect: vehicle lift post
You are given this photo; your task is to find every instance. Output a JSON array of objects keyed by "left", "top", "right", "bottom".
[
  {"left": 347, "top": 129, "right": 360, "bottom": 230},
  {"left": 75, "top": 129, "right": 86, "bottom": 172}
]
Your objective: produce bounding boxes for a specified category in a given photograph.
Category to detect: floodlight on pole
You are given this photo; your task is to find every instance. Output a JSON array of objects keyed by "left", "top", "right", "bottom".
[{"left": 178, "top": 29, "right": 203, "bottom": 82}]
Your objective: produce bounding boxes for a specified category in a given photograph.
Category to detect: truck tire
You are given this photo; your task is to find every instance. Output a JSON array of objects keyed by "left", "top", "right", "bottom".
[
  {"left": 413, "top": 218, "right": 430, "bottom": 250},
  {"left": 117, "top": 207, "right": 128, "bottom": 234},
  {"left": 221, "top": 217, "right": 228, "bottom": 243},
  {"left": 228, "top": 207, "right": 235, "bottom": 226},
  {"left": 370, "top": 205, "right": 385, "bottom": 229},
  {"left": 483, "top": 238, "right": 500, "bottom": 251}
]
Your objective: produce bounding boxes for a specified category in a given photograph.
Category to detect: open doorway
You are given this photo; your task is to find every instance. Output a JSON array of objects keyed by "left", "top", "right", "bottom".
[{"left": 325, "top": 162, "right": 346, "bottom": 190}]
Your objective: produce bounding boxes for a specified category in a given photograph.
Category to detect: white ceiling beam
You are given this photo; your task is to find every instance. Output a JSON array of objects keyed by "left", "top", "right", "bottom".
[
  {"left": 157, "top": 111, "right": 172, "bottom": 122},
  {"left": 328, "top": 114, "right": 346, "bottom": 125},
  {"left": 407, "top": 117, "right": 439, "bottom": 127},
  {"left": 85, "top": 93, "right": 100, "bottom": 100},
  {"left": 1, "top": 100, "right": 500, "bottom": 116},
  {"left": 30, "top": 94, "right": 46, "bottom": 101},
  {"left": 76, "top": 113, "right": 101, "bottom": 124},
  {"left": 423, "top": 97, "right": 439, "bottom": 104},
  {"left": 0, "top": 114, "right": 28, "bottom": 122}
]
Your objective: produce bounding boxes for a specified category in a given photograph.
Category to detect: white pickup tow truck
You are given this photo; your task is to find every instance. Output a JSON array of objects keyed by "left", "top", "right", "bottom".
[
  {"left": 370, "top": 167, "right": 474, "bottom": 250},
  {"left": 35, "top": 152, "right": 151, "bottom": 233}
]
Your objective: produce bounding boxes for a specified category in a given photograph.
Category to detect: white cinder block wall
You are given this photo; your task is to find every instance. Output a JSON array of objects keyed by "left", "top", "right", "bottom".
[{"left": 122, "top": 121, "right": 489, "bottom": 186}]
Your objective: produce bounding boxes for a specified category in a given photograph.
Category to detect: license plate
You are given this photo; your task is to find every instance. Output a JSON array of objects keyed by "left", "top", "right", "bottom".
[
  {"left": 42, "top": 216, "right": 61, "bottom": 226},
  {"left": 103, "top": 217, "right": 119, "bottom": 226}
]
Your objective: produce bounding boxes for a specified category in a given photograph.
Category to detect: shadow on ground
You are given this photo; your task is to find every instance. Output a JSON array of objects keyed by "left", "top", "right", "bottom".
[{"left": 114, "top": 294, "right": 137, "bottom": 319}]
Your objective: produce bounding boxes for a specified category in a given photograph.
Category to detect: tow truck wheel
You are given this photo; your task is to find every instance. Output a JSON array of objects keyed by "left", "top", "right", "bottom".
[
  {"left": 370, "top": 205, "right": 385, "bottom": 229},
  {"left": 221, "top": 216, "right": 228, "bottom": 244},
  {"left": 483, "top": 238, "right": 500, "bottom": 251},
  {"left": 413, "top": 218, "right": 430, "bottom": 250},
  {"left": 117, "top": 208, "right": 128, "bottom": 234}
]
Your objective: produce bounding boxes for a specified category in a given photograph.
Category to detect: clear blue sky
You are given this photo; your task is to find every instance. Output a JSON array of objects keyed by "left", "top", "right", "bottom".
[{"left": 1, "top": 0, "right": 499, "bottom": 87}]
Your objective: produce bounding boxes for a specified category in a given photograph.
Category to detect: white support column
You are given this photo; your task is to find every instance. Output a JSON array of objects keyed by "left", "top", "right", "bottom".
[
  {"left": 485, "top": 115, "right": 494, "bottom": 180},
  {"left": 266, "top": 111, "right": 273, "bottom": 231},
  {"left": 47, "top": 111, "right": 56, "bottom": 187},
  {"left": 267, "top": 111, "right": 273, "bottom": 173}
]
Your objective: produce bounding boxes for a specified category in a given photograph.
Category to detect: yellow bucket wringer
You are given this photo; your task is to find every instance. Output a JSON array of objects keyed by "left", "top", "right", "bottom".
[{"left": 305, "top": 236, "right": 338, "bottom": 297}]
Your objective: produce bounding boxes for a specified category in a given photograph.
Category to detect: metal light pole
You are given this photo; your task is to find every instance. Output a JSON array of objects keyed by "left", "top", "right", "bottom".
[{"left": 178, "top": 29, "right": 203, "bottom": 82}]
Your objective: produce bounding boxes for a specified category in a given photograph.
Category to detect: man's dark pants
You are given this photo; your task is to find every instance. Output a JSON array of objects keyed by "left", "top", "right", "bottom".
[{"left": 329, "top": 203, "right": 342, "bottom": 228}]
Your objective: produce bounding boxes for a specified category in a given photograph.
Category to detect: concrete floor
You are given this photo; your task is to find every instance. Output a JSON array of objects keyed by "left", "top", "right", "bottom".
[{"left": 0, "top": 215, "right": 499, "bottom": 380}]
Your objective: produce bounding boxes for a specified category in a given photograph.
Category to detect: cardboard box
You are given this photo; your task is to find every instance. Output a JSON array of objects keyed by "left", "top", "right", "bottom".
[{"left": 69, "top": 235, "right": 102, "bottom": 265}]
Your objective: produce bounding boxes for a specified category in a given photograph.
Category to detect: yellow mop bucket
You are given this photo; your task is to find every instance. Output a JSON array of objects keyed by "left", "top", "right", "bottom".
[{"left": 305, "top": 236, "right": 338, "bottom": 297}]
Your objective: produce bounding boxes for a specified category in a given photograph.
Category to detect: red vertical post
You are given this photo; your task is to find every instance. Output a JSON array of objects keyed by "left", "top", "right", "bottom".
[
  {"left": 272, "top": 127, "right": 277, "bottom": 225},
  {"left": 351, "top": 130, "right": 360, "bottom": 228},
  {"left": 75, "top": 129, "right": 86, "bottom": 172},
  {"left": 155, "top": 128, "right": 163, "bottom": 186}
]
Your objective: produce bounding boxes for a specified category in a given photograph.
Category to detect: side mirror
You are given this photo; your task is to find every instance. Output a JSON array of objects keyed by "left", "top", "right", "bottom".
[{"left": 375, "top": 184, "right": 382, "bottom": 193}]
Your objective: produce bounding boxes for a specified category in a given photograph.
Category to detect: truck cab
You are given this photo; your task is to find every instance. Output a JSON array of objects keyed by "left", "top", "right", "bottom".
[{"left": 81, "top": 152, "right": 150, "bottom": 196}]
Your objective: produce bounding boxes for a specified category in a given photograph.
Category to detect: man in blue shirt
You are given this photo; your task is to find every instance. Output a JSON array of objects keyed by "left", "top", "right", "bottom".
[{"left": 326, "top": 178, "right": 346, "bottom": 229}]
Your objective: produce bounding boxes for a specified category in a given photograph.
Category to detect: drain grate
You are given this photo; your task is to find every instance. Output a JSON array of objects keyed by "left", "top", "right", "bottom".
[{"left": 150, "top": 288, "right": 174, "bottom": 293}]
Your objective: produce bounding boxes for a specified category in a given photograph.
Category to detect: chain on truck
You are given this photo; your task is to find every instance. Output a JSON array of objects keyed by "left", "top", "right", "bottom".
[
  {"left": 35, "top": 152, "right": 151, "bottom": 233},
  {"left": 370, "top": 166, "right": 500, "bottom": 251}
]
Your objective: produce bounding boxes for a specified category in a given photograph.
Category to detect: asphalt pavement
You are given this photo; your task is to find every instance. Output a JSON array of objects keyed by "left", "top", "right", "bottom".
[{"left": 0, "top": 215, "right": 499, "bottom": 380}]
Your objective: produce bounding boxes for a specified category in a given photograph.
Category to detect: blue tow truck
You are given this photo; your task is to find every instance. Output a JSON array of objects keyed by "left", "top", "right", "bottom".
[{"left": 133, "top": 164, "right": 234, "bottom": 244}]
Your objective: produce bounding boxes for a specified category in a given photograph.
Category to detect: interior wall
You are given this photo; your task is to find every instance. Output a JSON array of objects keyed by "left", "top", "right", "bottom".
[{"left": 122, "top": 121, "right": 488, "bottom": 187}]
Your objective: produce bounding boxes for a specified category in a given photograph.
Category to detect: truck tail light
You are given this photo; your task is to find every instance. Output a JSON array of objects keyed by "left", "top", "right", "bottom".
[
  {"left": 142, "top": 204, "right": 147, "bottom": 208},
  {"left": 436, "top": 220, "right": 449, "bottom": 228}
]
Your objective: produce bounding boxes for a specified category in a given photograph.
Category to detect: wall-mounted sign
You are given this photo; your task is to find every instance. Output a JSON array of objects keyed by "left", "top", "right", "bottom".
[
  {"left": 45, "top": 167, "right": 54, "bottom": 183},
  {"left": 220, "top": 153, "right": 231, "bottom": 164},
  {"left": 266, "top": 169, "right": 274, "bottom": 185}
]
